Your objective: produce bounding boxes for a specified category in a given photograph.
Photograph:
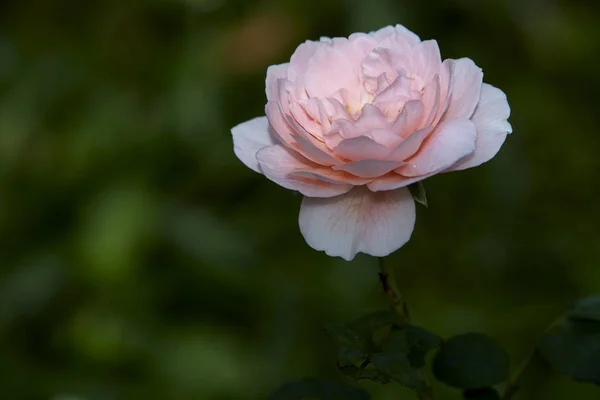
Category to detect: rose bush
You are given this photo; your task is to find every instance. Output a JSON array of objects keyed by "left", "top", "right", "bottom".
[{"left": 231, "top": 24, "right": 512, "bottom": 261}]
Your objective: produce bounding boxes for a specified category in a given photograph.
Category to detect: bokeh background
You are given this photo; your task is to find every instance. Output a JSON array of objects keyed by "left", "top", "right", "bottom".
[{"left": 1, "top": 0, "right": 600, "bottom": 399}]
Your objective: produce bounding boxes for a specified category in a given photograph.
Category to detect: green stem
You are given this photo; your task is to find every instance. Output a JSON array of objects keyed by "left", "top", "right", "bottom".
[
  {"left": 501, "top": 312, "right": 566, "bottom": 400},
  {"left": 501, "top": 349, "right": 536, "bottom": 400},
  {"left": 378, "top": 257, "right": 410, "bottom": 322},
  {"left": 379, "top": 258, "right": 433, "bottom": 400}
]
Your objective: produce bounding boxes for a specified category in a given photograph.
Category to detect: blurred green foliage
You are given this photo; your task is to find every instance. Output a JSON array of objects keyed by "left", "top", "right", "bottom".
[{"left": 1, "top": 0, "right": 600, "bottom": 399}]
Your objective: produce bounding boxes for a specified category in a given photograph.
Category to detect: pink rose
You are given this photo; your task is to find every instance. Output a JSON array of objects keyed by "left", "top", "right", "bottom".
[{"left": 231, "top": 24, "right": 512, "bottom": 261}]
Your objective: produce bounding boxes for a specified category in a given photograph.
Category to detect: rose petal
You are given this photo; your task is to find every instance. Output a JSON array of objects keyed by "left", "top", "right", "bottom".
[
  {"left": 450, "top": 83, "right": 512, "bottom": 171},
  {"left": 333, "top": 136, "right": 390, "bottom": 160},
  {"left": 257, "top": 145, "right": 353, "bottom": 197},
  {"left": 373, "top": 75, "right": 413, "bottom": 117},
  {"left": 266, "top": 64, "right": 288, "bottom": 102},
  {"left": 290, "top": 102, "right": 322, "bottom": 136},
  {"left": 290, "top": 170, "right": 372, "bottom": 186},
  {"left": 288, "top": 40, "right": 321, "bottom": 82},
  {"left": 431, "top": 59, "right": 454, "bottom": 125},
  {"left": 366, "top": 172, "right": 434, "bottom": 192},
  {"left": 386, "top": 126, "right": 434, "bottom": 162},
  {"left": 410, "top": 40, "right": 442, "bottom": 85},
  {"left": 333, "top": 159, "right": 405, "bottom": 178},
  {"left": 293, "top": 134, "right": 340, "bottom": 166},
  {"left": 346, "top": 33, "right": 379, "bottom": 61},
  {"left": 328, "top": 104, "right": 391, "bottom": 144},
  {"left": 305, "top": 44, "right": 361, "bottom": 102},
  {"left": 397, "top": 118, "right": 477, "bottom": 177},
  {"left": 375, "top": 24, "right": 421, "bottom": 47},
  {"left": 362, "top": 48, "right": 409, "bottom": 93},
  {"left": 443, "top": 57, "right": 483, "bottom": 120},
  {"left": 392, "top": 99, "right": 425, "bottom": 138},
  {"left": 420, "top": 74, "right": 441, "bottom": 126},
  {"left": 231, "top": 116, "right": 278, "bottom": 173},
  {"left": 298, "top": 186, "right": 416, "bottom": 261},
  {"left": 265, "top": 101, "right": 295, "bottom": 146}
]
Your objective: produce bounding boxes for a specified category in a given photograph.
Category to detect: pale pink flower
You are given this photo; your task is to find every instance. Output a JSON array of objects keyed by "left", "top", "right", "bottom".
[{"left": 231, "top": 24, "right": 512, "bottom": 261}]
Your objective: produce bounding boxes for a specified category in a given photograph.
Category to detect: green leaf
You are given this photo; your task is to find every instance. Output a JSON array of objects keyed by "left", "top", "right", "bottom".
[
  {"left": 408, "top": 182, "right": 428, "bottom": 207},
  {"left": 371, "top": 350, "right": 427, "bottom": 390},
  {"left": 382, "top": 325, "right": 442, "bottom": 368},
  {"left": 269, "top": 378, "right": 370, "bottom": 400},
  {"left": 462, "top": 387, "right": 501, "bottom": 400},
  {"left": 325, "top": 314, "right": 440, "bottom": 388},
  {"left": 432, "top": 332, "right": 510, "bottom": 390},
  {"left": 348, "top": 311, "right": 405, "bottom": 336},
  {"left": 324, "top": 323, "right": 370, "bottom": 362},
  {"left": 568, "top": 296, "right": 600, "bottom": 323},
  {"left": 338, "top": 364, "right": 391, "bottom": 384},
  {"left": 405, "top": 325, "right": 443, "bottom": 368},
  {"left": 368, "top": 325, "right": 440, "bottom": 389},
  {"left": 538, "top": 319, "right": 600, "bottom": 384},
  {"left": 324, "top": 323, "right": 370, "bottom": 378}
]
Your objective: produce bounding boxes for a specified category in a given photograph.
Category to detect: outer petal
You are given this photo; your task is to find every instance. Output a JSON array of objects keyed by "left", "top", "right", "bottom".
[
  {"left": 231, "top": 116, "right": 278, "bottom": 173},
  {"left": 257, "top": 145, "right": 353, "bottom": 197},
  {"left": 288, "top": 40, "right": 321, "bottom": 82},
  {"left": 266, "top": 64, "right": 288, "bottom": 101},
  {"left": 410, "top": 40, "right": 442, "bottom": 85},
  {"left": 450, "top": 83, "right": 512, "bottom": 171},
  {"left": 299, "top": 186, "right": 416, "bottom": 261},
  {"left": 374, "top": 24, "right": 421, "bottom": 47},
  {"left": 397, "top": 118, "right": 477, "bottom": 177},
  {"left": 443, "top": 58, "right": 483, "bottom": 120},
  {"left": 265, "top": 101, "right": 295, "bottom": 146}
]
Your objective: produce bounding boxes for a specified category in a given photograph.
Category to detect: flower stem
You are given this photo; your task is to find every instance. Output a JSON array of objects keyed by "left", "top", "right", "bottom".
[
  {"left": 378, "top": 257, "right": 435, "bottom": 400},
  {"left": 501, "top": 349, "right": 535, "bottom": 400},
  {"left": 378, "top": 257, "right": 410, "bottom": 322},
  {"left": 501, "top": 312, "right": 565, "bottom": 400}
]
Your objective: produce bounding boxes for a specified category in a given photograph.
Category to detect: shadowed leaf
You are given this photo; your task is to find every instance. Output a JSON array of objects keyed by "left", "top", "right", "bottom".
[
  {"left": 538, "top": 319, "right": 600, "bottom": 384},
  {"left": 568, "top": 296, "right": 600, "bottom": 323},
  {"left": 371, "top": 350, "right": 427, "bottom": 389},
  {"left": 269, "top": 378, "right": 370, "bottom": 400},
  {"left": 433, "top": 332, "right": 509, "bottom": 390}
]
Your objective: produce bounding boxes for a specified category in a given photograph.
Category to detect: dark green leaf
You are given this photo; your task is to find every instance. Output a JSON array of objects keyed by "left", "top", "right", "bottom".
[
  {"left": 324, "top": 323, "right": 370, "bottom": 366},
  {"left": 538, "top": 319, "right": 600, "bottom": 384},
  {"left": 568, "top": 296, "right": 600, "bottom": 323},
  {"left": 325, "top": 311, "right": 403, "bottom": 358},
  {"left": 325, "top": 315, "right": 440, "bottom": 388},
  {"left": 408, "top": 182, "right": 428, "bottom": 207},
  {"left": 269, "top": 378, "right": 370, "bottom": 400},
  {"left": 371, "top": 350, "right": 427, "bottom": 390},
  {"left": 324, "top": 323, "right": 368, "bottom": 351},
  {"left": 433, "top": 332, "right": 509, "bottom": 390},
  {"left": 381, "top": 325, "right": 442, "bottom": 368},
  {"left": 405, "top": 325, "right": 443, "bottom": 368},
  {"left": 338, "top": 363, "right": 391, "bottom": 384},
  {"left": 349, "top": 311, "right": 404, "bottom": 336},
  {"left": 463, "top": 387, "right": 501, "bottom": 400}
]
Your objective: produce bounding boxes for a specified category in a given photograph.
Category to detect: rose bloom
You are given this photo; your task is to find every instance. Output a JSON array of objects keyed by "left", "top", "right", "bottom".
[{"left": 231, "top": 24, "right": 512, "bottom": 261}]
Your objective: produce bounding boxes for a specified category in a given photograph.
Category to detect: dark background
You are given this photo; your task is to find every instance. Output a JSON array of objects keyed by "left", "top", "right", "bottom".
[{"left": 1, "top": 0, "right": 599, "bottom": 399}]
